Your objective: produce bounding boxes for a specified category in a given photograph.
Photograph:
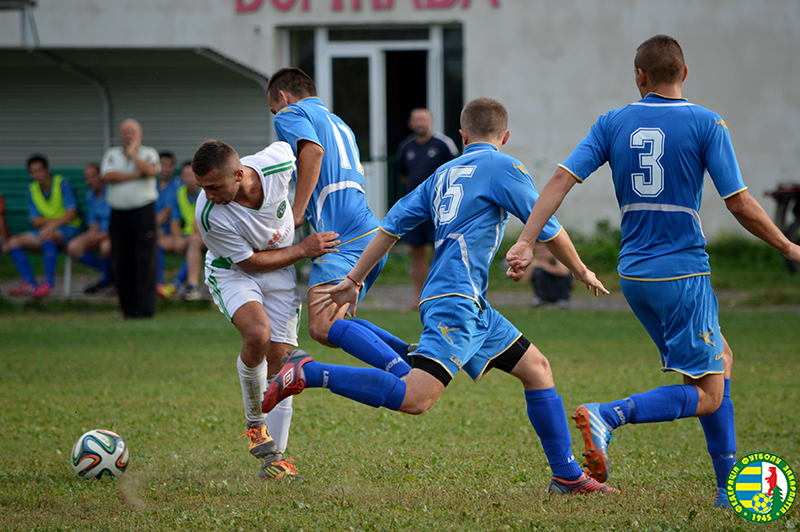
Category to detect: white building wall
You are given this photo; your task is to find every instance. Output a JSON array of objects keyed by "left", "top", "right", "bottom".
[{"left": 2, "top": 0, "right": 798, "bottom": 238}]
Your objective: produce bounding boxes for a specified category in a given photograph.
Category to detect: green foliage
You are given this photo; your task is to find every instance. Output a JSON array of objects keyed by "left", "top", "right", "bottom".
[
  {"left": 569, "top": 220, "right": 623, "bottom": 274},
  {"left": 1, "top": 307, "right": 798, "bottom": 531}
]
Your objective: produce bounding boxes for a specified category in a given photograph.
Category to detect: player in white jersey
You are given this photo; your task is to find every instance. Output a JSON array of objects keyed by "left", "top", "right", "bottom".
[{"left": 192, "top": 139, "right": 340, "bottom": 481}]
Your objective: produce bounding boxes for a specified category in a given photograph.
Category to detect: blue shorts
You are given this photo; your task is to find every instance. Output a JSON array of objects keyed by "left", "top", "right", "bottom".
[
  {"left": 403, "top": 218, "right": 435, "bottom": 247},
  {"left": 31, "top": 226, "right": 81, "bottom": 246},
  {"left": 415, "top": 296, "right": 522, "bottom": 381},
  {"left": 621, "top": 275, "right": 723, "bottom": 378},
  {"left": 308, "top": 247, "right": 387, "bottom": 304}
]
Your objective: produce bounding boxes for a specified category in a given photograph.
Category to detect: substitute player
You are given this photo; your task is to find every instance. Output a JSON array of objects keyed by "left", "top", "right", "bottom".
[
  {"left": 265, "top": 98, "right": 616, "bottom": 495},
  {"left": 192, "top": 139, "right": 339, "bottom": 480},
  {"left": 267, "top": 67, "right": 414, "bottom": 379},
  {"left": 506, "top": 35, "right": 800, "bottom": 506}
]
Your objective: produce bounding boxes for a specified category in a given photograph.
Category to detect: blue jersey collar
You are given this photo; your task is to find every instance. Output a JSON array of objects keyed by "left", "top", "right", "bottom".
[
  {"left": 463, "top": 142, "right": 498, "bottom": 154},
  {"left": 642, "top": 92, "right": 688, "bottom": 102}
]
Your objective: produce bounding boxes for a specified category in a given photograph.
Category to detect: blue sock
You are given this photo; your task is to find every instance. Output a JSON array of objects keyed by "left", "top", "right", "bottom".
[
  {"left": 328, "top": 319, "right": 411, "bottom": 378},
  {"left": 157, "top": 247, "right": 165, "bottom": 284},
  {"left": 10, "top": 248, "right": 36, "bottom": 284},
  {"left": 79, "top": 251, "right": 103, "bottom": 271},
  {"left": 100, "top": 259, "right": 114, "bottom": 284},
  {"left": 628, "top": 385, "right": 699, "bottom": 424},
  {"left": 599, "top": 399, "right": 633, "bottom": 430},
  {"left": 302, "top": 360, "right": 406, "bottom": 410},
  {"left": 349, "top": 318, "right": 411, "bottom": 363},
  {"left": 42, "top": 241, "right": 58, "bottom": 286},
  {"left": 699, "top": 379, "right": 736, "bottom": 488},
  {"left": 525, "top": 387, "right": 583, "bottom": 481},
  {"left": 173, "top": 260, "right": 187, "bottom": 286}
]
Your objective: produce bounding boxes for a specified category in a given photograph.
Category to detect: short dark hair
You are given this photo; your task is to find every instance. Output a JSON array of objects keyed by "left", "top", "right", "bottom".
[
  {"left": 267, "top": 67, "right": 317, "bottom": 103},
  {"left": 159, "top": 151, "right": 176, "bottom": 161},
  {"left": 180, "top": 160, "right": 193, "bottom": 170},
  {"left": 460, "top": 97, "right": 508, "bottom": 140},
  {"left": 635, "top": 35, "right": 685, "bottom": 86},
  {"left": 84, "top": 162, "right": 100, "bottom": 173},
  {"left": 192, "top": 140, "right": 239, "bottom": 178},
  {"left": 26, "top": 154, "right": 49, "bottom": 170}
]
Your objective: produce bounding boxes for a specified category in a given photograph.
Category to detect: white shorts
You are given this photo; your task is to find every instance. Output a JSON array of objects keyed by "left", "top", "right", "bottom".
[{"left": 205, "top": 263, "right": 302, "bottom": 346}]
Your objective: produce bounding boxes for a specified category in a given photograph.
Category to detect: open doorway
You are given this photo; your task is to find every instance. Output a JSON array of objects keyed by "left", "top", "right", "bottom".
[
  {"left": 386, "top": 50, "right": 427, "bottom": 205},
  {"left": 289, "top": 25, "right": 462, "bottom": 217}
]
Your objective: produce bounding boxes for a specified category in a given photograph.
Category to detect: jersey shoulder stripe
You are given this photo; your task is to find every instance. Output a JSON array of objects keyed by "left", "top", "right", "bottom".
[
  {"left": 262, "top": 160, "right": 294, "bottom": 176},
  {"left": 199, "top": 198, "right": 213, "bottom": 232}
]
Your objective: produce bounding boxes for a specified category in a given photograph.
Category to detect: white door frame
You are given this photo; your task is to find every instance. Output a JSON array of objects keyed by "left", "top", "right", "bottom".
[{"left": 314, "top": 26, "right": 445, "bottom": 161}]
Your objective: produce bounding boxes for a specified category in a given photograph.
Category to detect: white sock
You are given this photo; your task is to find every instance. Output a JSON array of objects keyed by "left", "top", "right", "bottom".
[
  {"left": 267, "top": 395, "right": 293, "bottom": 453},
  {"left": 237, "top": 354, "right": 267, "bottom": 427}
]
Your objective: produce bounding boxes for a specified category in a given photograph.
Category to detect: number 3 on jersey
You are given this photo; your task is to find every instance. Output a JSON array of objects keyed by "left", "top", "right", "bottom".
[
  {"left": 630, "top": 128, "right": 664, "bottom": 198},
  {"left": 433, "top": 165, "right": 476, "bottom": 225}
]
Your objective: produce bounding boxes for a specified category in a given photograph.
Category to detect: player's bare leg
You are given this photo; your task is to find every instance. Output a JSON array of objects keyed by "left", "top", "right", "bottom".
[{"left": 307, "top": 285, "right": 348, "bottom": 347}]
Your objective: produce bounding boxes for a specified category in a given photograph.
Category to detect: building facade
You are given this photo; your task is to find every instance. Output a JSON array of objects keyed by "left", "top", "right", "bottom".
[{"left": 1, "top": 0, "right": 798, "bottom": 236}]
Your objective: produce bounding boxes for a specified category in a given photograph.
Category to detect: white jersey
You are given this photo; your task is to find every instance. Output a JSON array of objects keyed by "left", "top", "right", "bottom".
[{"left": 196, "top": 142, "right": 296, "bottom": 272}]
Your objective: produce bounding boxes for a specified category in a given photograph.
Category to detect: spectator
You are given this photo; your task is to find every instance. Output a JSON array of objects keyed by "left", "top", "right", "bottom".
[
  {"left": 527, "top": 241, "right": 572, "bottom": 308},
  {"left": 0, "top": 193, "right": 10, "bottom": 253},
  {"left": 101, "top": 119, "right": 160, "bottom": 319},
  {"left": 67, "top": 163, "right": 114, "bottom": 294},
  {"left": 7, "top": 154, "right": 81, "bottom": 298},
  {"left": 395, "top": 108, "right": 459, "bottom": 310},
  {"left": 161, "top": 161, "right": 205, "bottom": 300},
  {"left": 155, "top": 151, "right": 181, "bottom": 295}
]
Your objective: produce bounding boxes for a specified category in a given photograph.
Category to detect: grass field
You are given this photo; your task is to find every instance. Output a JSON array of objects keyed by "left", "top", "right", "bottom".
[{"left": 1, "top": 304, "right": 798, "bottom": 531}]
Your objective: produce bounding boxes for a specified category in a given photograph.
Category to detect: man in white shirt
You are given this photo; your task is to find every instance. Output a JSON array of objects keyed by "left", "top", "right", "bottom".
[
  {"left": 192, "top": 139, "right": 339, "bottom": 481},
  {"left": 101, "top": 119, "right": 160, "bottom": 318}
]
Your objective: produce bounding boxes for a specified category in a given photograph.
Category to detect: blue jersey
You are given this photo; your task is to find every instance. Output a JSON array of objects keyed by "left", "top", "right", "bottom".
[
  {"left": 273, "top": 97, "right": 379, "bottom": 248},
  {"left": 562, "top": 93, "right": 747, "bottom": 280},
  {"left": 85, "top": 187, "right": 111, "bottom": 232},
  {"left": 156, "top": 177, "right": 181, "bottom": 233},
  {"left": 381, "top": 142, "right": 562, "bottom": 309}
]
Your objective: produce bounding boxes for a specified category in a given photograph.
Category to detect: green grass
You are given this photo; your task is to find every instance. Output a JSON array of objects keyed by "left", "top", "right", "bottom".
[{"left": 1, "top": 306, "right": 798, "bottom": 531}]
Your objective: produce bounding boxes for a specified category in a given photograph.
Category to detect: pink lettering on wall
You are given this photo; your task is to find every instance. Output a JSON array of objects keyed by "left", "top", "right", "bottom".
[
  {"left": 332, "top": 0, "right": 363, "bottom": 9},
  {"left": 236, "top": 0, "right": 498, "bottom": 13},
  {"left": 236, "top": 0, "right": 311, "bottom": 12}
]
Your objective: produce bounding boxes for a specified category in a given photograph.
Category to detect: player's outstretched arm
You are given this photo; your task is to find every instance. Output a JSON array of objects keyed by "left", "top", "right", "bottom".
[
  {"left": 312, "top": 229, "right": 399, "bottom": 319},
  {"left": 725, "top": 190, "right": 800, "bottom": 265},
  {"left": 237, "top": 231, "right": 340, "bottom": 274},
  {"left": 506, "top": 167, "right": 578, "bottom": 280},
  {"left": 544, "top": 229, "right": 609, "bottom": 296},
  {"left": 292, "top": 140, "right": 324, "bottom": 228}
]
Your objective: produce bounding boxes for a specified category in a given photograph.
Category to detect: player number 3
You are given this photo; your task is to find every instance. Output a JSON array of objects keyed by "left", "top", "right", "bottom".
[{"left": 630, "top": 127, "right": 665, "bottom": 198}]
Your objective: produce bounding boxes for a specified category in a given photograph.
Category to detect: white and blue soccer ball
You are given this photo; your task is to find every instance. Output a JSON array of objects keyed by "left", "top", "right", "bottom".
[{"left": 71, "top": 429, "right": 129, "bottom": 479}]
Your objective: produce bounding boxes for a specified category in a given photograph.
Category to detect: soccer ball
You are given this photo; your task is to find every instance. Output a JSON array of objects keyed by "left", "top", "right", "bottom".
[
  {"left": 71, "top": 429, "right": 129, "bottom": 479},
  {"left": 751, "top": 492, "right": 772, "bottom": 514}
]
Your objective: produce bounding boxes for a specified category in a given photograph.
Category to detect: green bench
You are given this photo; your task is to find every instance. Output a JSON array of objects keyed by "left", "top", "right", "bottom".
[{"left": 1, "top": 167, "right": 90, "bottom": 295}]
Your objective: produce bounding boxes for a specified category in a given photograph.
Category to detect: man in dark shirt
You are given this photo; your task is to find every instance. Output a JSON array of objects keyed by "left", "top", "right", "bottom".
[{"left": 395, "top": 108, "right": 459, "bottom": 310}]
